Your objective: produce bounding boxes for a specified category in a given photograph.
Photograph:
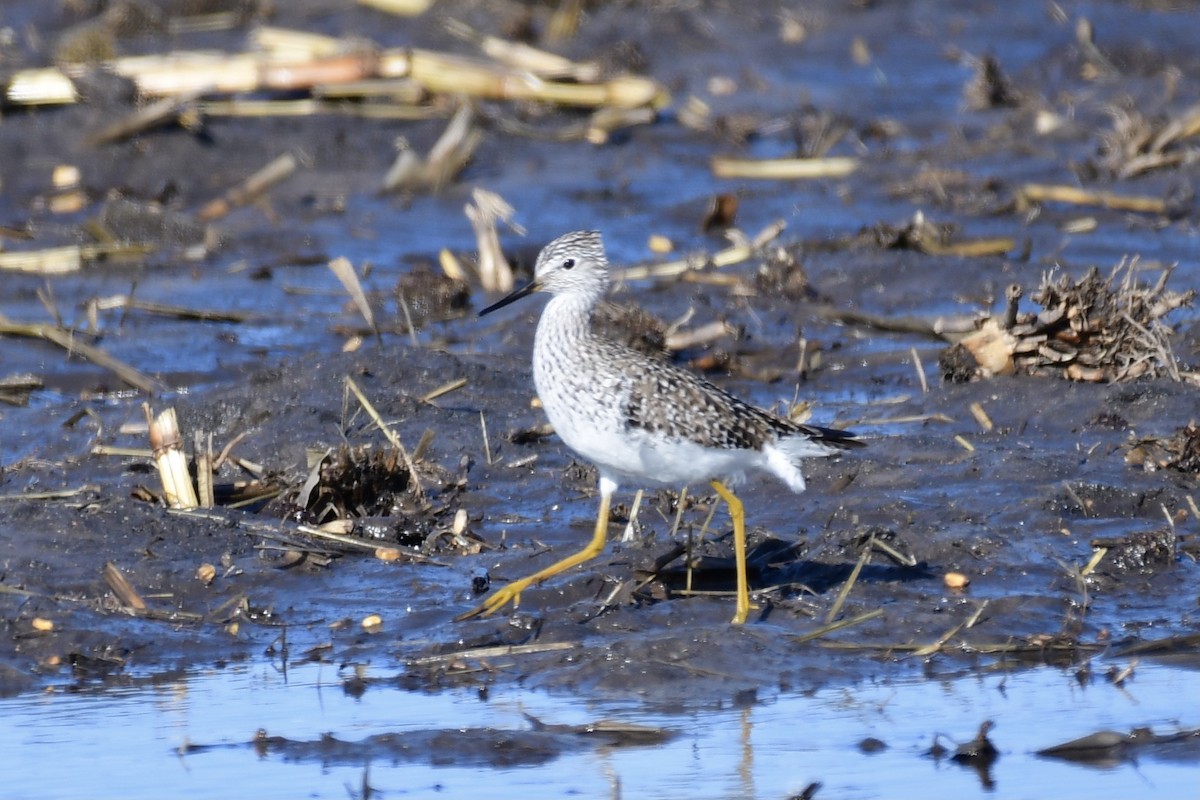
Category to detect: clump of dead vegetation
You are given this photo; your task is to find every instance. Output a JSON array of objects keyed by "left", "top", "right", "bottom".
[
  {"left": 1126, "top": 422, "right": 1200, "bottom": 474},
  {"left": 1095, "top": 102, "right": 1200, "bottom": 180},
  {"left": 941, "top": 258, "right": 1196, "bottom": 384}
]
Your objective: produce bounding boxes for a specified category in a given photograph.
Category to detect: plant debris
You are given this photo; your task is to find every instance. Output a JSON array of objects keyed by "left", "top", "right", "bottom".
[
  {"left": 941, "top": 259, "right": 1196, "bottom": 384},
  {"left": 1126, "top": 422, "right": 1200, "bottom": 473}
]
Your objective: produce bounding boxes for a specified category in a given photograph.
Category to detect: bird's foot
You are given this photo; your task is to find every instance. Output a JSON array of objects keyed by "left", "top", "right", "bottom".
[
  {"left": 454, "top": 578, "right": 532, "bottom": 621},
  {"left": 730, "top": 596, "right": 759, "bottom": 626}
]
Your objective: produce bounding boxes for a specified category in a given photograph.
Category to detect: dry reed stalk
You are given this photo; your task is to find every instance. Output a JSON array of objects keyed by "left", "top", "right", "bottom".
[
  {"left": 328, "top": 257, "right": 377, "bottom": 332},
  {"left": 392, "top": 49, "right": 667, "bottom": 109},
  {"left": 917, "top": 236, "right": 1015, "bottom": 257},
  {"left": 197, "top": 152, "right": 298, "bottom": 221},
  {"left": 87, "top": 90, "right": 205, "bottom": 145},
  {"left": 711, "top": 155, "right": 859, "bottom": 180},
  {"left": 444, "top": 19, "right": 600, "bottom": 81},
  {"left": 381, "top": 104, "right": 481, "bottom": 192},
  {"left": 406, "top": 641, "right": 578, "bottom": 666},
  {"left": 4, "top": 67, "right": 78, "bottom": 106},
  {"left": 1018, "top": 183, "right": 1167, "bottom": 214},
  {"left": 92, "top": 295, "right": 250, "bottom": 322},
  {"left": 0, "top": 314, "right": 163, "bottom": 394},
  {"left": 664, "top": 320, "right": 733, "bottom": 352},
  {"left": 145, "top": 404, "right": 199, "bottom": 509},
  {"left": 357, "top": 0, "right": 435, "bottom": 15},
  {"left": 252, "top": 27, "right": 346, "bottom": 60},
  {"left": 825, "top": 535, "right": 871, "bottom": 624},
  {"left": 0, "top": 243, "right": 155, "bottom": 275},
  {"left": 790, "top": 608, "right": 884, "bottom": 644},
  {"left": 466, "top": 188, "right": 520, "bottom": 292},
  {"left": 103, "top": 562, "right": 147, "bottom": 610},
  {"left": 194, "top": 431, "right": 215, "bottom": 509},
  {"left": 616, "top": 221, "right": 786, "bottom": 281},
  {"left": 419, "top": 377, "right": 468, "bottom": 404},
  {"left": 312, "top": 78, "right": 425, "bottom": 101}
]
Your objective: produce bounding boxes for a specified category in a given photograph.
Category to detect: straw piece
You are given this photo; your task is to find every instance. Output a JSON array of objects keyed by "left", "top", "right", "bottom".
[
  {"left": 103, "top": 562, "right": 147, "bottom": 610},
  {"left": 5, "top": 68, "right": 78, "bottom": 106},
  {"left": 358, "top": 0, "right": 435, "bottom": 16},
  {"left": 328, "top": 257, "right": 377, "bottom": 332},
  {"left": 0, "top": 314, "right": 164, "bottom": 394},
  {"left": 86, "top": 90, "right": 204, "bottom": 146},
  {"left": 197, "top": 152, "right": 298, "bottom": 221},
  {"left": 0, "top": 243, "right": 155, "bottom": 275},
  {"left": 466, "top": 188, "right": 521, "bottom": 292},
  {"left": 1018, "top": 183, "right": 1167, "bottom": 214},
  {"left": 711, "top": 156, "right": 859, "bottom": 180},
  {"left": 145, "top": 404, "right": 199, "bottom": 509},
  {"left": 444, "top": 18, "right": 600, "bottom": 81}
]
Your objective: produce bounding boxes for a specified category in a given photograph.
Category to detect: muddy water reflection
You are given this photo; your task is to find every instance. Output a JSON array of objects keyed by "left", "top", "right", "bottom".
[{"left": 2, "top": 660, "right": 1195, "bottom": 800}]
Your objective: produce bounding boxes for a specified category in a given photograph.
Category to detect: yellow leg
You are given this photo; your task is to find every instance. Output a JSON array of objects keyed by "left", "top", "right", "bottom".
[
  {"left": 456, "top": 481, "right": 614, "bottom": 621},
  {"left": 710, "top": 480, "right": 754, "bottom": 625}
]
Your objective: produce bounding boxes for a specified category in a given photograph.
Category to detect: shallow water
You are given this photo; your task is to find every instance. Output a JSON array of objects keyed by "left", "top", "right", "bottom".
[{"left": 3, "top": 659, "right": 1195, "bottom": 800}]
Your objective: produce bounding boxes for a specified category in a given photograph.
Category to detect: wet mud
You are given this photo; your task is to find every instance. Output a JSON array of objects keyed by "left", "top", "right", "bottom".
[{"left": 1, "top": 0, "right": 1198, "bottom": 736}]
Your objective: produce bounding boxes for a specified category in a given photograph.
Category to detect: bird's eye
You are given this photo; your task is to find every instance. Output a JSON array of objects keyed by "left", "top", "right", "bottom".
[{"left": 562, "top": 258, "right": 576, "bottom": 270}]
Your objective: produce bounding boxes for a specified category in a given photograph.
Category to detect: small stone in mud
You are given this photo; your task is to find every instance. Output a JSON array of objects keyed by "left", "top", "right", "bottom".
[{"left": 858, "top": 736, "right": 887, "bottom": 753}]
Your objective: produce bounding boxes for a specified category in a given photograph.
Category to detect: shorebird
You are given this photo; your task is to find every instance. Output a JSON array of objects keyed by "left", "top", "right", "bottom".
[{"left": 459, "top": 230, "right": 862, "bottom": 624}]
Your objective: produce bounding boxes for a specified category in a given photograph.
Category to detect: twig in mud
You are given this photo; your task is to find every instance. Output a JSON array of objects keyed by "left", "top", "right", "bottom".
[
  {"left": 0, "top": 373, "right": 43, "bottom": 406},
  {"left": 86, "top": 89, "right": 205, "bottom": 146},
  {"left": 480, "top": 411, "right": 494, "bottom": 466},
  {"left": 0, "top": 485, "right": 98, "bottom": 502},
  {"left": 91, "top": 295, "right": 251, "bottom": 323},
  {"left": 412, "top": 428, "right": 435, "bottom": 461},
  {"left": 791, "top": 608, "right": 884, "bottom": 645},
  {"left": 1080, "top": 547, "right": 1108, "bottom": 577},
  {"left": 1016, "top": 183, "right": 1168, "bottom": 214},
  {"left": 911, "top": 601, "right": 988, "bottom": 657},
  {"left": 620, "top": 488, "right": 645, "bottom": 543},
  {"left": 406, "top": 641, "right": 578, "bottom": 666},
  {"left": 825, "top": 533, "right": 871, "bottom": 624},
  {"left": 910, "top": 346, "right": 929, "bottom": 393},
  {"left": 197, "top": 152, "right": 298, "bottom": 221},
  {"left": 396, "top": 291, "right": 418, "bottom": 347},
  {"left": 852, "top": 413, "right": 955, "bottom": 426},
  {"left": 810, "top": 305, "right": 980, "bottom": 340},
  {"left": 419, "top": 377, "right": 467, "bottom": 404},
  {"left": 103, "top": 562, "right": 147, "bottom": 610},
  {"left": 343, "top": 376, "right": 424, "bottom": 499}
]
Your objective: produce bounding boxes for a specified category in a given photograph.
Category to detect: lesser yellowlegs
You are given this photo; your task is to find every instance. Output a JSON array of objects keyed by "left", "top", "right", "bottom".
[{"left": 460, "top": 230, "right": 863, "bottom": 624}]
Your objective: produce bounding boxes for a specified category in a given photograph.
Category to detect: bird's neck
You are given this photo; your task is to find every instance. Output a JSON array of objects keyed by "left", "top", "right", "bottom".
[{"left": 538, "top": 292, "right": 596, "bottom": 345}]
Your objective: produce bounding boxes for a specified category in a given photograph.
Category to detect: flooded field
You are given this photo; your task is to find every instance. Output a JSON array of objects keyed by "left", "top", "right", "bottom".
[{"left": 1, "top": 0, "right": 1198, "bottom": 797}]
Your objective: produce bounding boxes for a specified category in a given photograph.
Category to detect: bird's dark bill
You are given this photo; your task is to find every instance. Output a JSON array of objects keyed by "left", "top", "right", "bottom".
[{"left": 479, "top": 279, "right": 540, "bottom": 316}]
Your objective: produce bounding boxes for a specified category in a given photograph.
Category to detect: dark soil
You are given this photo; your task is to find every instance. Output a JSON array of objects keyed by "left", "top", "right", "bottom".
[{"left": 1, "top": 0, "right": 1198, "bottom": 709}]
